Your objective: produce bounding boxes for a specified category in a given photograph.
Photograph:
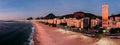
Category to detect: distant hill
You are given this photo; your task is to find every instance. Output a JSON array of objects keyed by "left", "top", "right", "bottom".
[
  {"left": 44, "top": 13, "right": 56, "bottom": 19},
  {"left": 60, "top": 14, "right": 73, "bottom": 19},
  {"left": 110, "top": 14, "right": 120, "bottom": 17},
  {"left": 40, "top": 11, "right": 119, "bottom": 19},
  {"left": 60, "top": 11, "right": 101, "bottom": 19}
]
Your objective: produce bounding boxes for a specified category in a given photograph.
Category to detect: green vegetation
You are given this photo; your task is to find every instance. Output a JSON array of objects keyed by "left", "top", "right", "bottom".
[
  {"left": 95, "top": 33, "right": 103, "bottom": 39},
  {"left": 109, "top": 28, "right": 120, "bottom": 34},
  {"left": 95, "top": 28, "right": 105, "bottom": 39}
]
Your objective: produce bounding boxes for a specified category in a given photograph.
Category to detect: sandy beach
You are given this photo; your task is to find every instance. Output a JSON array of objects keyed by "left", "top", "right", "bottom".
[{"left": 32, "top": 22, "right": 120, "bottom": 45}]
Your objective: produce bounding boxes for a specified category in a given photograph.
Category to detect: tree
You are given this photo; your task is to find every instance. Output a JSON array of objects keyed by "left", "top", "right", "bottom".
[
  {"left": 109, "top": 28, "right": 117, "bottom": 34},
  {"left": 98, "top": 28, "right": 105, "bottom": 34},
  {"left": 118, "top": 28, "right": 120, "bottom": 32},
  {"left": 95, "top": 28, "right": 105, "bottom": 39}
]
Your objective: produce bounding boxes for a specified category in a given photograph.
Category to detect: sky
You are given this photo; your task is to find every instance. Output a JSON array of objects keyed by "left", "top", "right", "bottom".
[{"left": 0, "top": 0, "right": 120, "bottom": 20}]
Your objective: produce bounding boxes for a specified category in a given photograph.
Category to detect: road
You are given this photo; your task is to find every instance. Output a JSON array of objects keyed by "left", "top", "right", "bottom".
[{"left": 32, "top": 22, "right": 120, "bottom": 45}]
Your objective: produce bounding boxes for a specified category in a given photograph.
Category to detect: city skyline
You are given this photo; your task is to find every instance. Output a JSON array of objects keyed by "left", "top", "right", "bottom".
[{"left": 0, "top": 0, "right": 120, "bottom": 20}]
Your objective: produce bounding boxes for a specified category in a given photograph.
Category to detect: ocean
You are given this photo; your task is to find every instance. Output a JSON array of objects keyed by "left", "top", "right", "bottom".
[{"left": 0, "top": 22, "right": 33, "bottom": 45}]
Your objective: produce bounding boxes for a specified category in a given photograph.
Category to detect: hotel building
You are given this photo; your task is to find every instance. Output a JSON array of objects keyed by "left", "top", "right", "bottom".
[{"left": 102, "top": 4, "right": 109, "bottom": 28}]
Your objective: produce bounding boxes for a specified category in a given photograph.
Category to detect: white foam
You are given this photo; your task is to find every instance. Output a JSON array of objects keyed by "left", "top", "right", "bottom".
[{"left": 28, "top": 27, "right": 34, "bottom": 45}]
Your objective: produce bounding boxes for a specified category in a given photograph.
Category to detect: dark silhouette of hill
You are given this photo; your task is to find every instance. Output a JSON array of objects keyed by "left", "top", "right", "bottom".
[
  {"left": 27, "top": 11, "right": 120, "bottom": 20},
  {"left": 109, "top": 14, "right": 120, "bottom": 19},
  {"left": 110, "top": 14, "right": 120, "bottom": 17},
  {"left": 35, "top": 17, "right": 40, "bottom": 20},
  {"left": 60, "top": 11, "right": 101, "bottom": 19},
  {"left": 85, "top": 13, "right": 96, "bottom": 18},
  {"left": 44, "top": 13, "right": 56, "bottom": 19},
  {"left": 60, "top": 14, "right": 73, "bottom": 19},
  {"left": 39, "top": 11, "right": 108, "bottom": 19},
  {"left": 26, "top": 17, "right": 33, "bottom": 20},
  {"left": 74, "top": 11, "right": 85, "bottom": 19},
  {"left": 85, "top": 13, "right": 102, "bottom": 19}
]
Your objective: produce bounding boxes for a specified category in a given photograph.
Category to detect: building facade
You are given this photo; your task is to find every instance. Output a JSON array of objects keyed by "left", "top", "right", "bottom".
[{"left": 102, "top": 4, "right": 108, "bottom": 28}]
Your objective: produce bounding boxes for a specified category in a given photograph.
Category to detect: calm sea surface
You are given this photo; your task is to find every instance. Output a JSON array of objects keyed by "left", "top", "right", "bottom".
[{"left": 0, "top": 22, "right": 33, "bottom": 45}]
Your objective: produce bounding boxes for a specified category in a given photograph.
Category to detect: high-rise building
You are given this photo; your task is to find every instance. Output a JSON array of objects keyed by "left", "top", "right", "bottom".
[
  {"left": 80, "top": 18, "right": 84, "bottom": 29},
  {"left": 116, "top": 22, "right": 120, "bottom": 28},
  {"left": 102, "top": 4, "right": 108, "bottom": 28},
  {"left": 115, "top": 17, "right": 120, "bottom": 22},
  {"left": 53, "top": 18, "right": 57, "bottom": 24},
  {"left": 91, "top": 19, "right": 98, "bottom": 28},
  {"left": 83, "top": 17, "right": 90, "bottom": 29}
]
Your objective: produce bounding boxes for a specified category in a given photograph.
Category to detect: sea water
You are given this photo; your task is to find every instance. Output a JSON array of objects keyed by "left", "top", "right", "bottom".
[{"left": 0, "top": 21, "right": 33, "bottom": 45}]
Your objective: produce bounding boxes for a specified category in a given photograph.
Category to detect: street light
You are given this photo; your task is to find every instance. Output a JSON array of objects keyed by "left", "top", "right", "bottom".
[
  {"left": 64, "top": 26, "right": 67, "bottom": 34},
  {"left": 79, "top": 28, "right": 81, "bottom": 31}
]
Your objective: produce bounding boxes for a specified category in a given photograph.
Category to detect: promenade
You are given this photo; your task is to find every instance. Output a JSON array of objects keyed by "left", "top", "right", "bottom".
[{"left": 32, "top": 22, "right": 120, "bottom": 45}]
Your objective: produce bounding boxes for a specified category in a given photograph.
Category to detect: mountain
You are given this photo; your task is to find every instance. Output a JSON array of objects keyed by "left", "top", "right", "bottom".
[
  {"left": 60, "top": 11, "right": 99, "bottom": 19},
  {"left": 40, "top": 11, "right": 103, "bottom": 19},
  {"left": 44, "top": 13, "right": 57, "bottom": 19},
  {"left": 74, "top": 11, "right": 102, "bottom": 19},
  {"left": 60, "top": 14, "right": 73, "bottom": 19},
  {"left": 110, "top": 14, "right": 120, "bottom": 17}
]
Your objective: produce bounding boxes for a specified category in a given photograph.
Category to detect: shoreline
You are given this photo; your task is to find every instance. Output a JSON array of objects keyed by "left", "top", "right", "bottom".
[{"left": 32, "top": 22, "right": 120, "bottom": 45}]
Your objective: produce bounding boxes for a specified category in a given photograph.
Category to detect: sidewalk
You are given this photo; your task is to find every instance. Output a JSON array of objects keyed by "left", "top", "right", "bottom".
[{"left": 33, "top": 22, "right": 97, "bottom": 45}]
